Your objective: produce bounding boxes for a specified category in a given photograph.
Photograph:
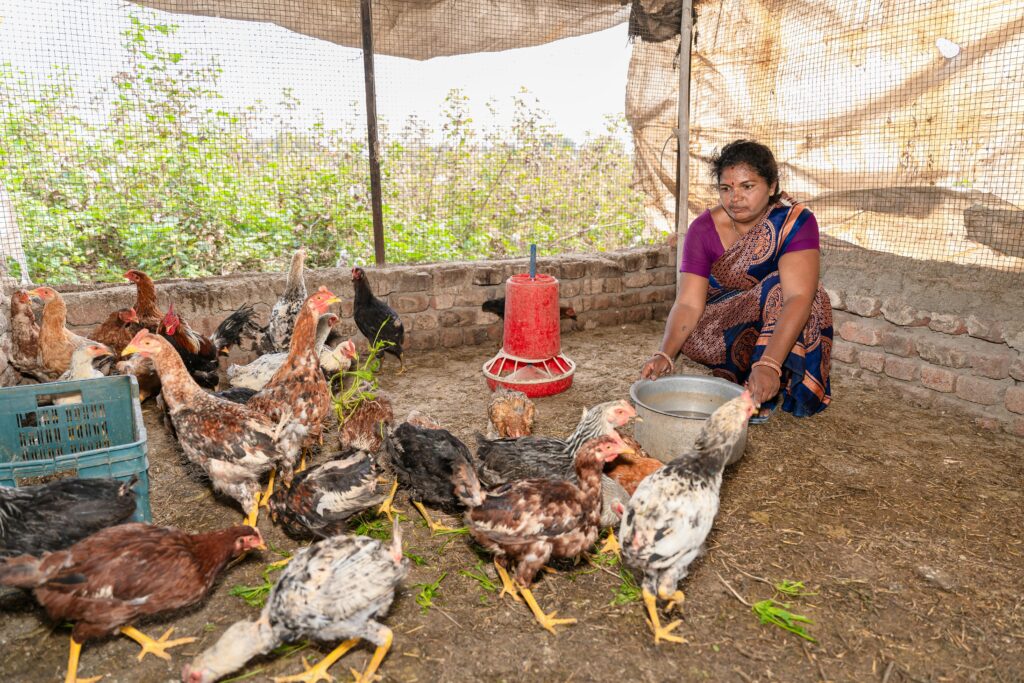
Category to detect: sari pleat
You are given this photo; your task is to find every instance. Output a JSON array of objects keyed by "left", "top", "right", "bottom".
[{"left": 681, "top": 203, "right": 833, "bottom": 416}]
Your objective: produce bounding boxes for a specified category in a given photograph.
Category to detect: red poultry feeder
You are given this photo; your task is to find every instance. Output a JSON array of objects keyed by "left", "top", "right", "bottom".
[{"left": 482, "top": 273, "right": 575, "bottom": 398}]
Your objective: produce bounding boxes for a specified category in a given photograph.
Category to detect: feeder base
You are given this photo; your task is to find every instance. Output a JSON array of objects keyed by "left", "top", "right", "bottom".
[{"left": 482, "top": 350, "right": 575, "bottom": 398}]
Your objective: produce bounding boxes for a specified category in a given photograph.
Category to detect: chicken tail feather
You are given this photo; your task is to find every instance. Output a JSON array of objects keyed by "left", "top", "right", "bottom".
[
  {"left": 210, "top": 304, "right": 258, "bottom": 352},
  {"left": 0, "top": 554, "right": 56, "bottom": 588}
]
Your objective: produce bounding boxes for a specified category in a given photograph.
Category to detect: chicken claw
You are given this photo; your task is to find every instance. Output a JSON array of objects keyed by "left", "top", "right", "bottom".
[
  {"left": 412, "top": 501, "right": 460, "bottom": 534},
  {"left": 519, "top": 587, "right": 577, "bottom": 635},
  {"left": 377, "top": 480, "right": 402, "bottom": 520},
  {"left": 598, "top": 530, "right": 621, "bottom": 558},
  {"left": 120, "top": 625, "right": 197, "bottom": 661},
  {"left": 64, "top": 637, "right": 103, "bottom": 683},
  {"left": 271, "top": 638, "right": 360, "bottom": 683},
  {"left": 349, "top": 627, "right": 392, "bottom": 683},
  {"left": 642, "top": 589, "right": 687, "bottom": 645},
  {"left": 493, "top": 560, "right": 521, "bottom": 602}
]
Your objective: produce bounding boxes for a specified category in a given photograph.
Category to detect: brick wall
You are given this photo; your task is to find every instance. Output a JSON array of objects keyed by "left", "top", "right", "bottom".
[
  {"left": 5, "top": 243, "right": 1022, "bottom": 439},
  {"left": 827, "top": 290, "right": 1024, "bottom": 438},
  {"left": 0, "top": 246, "right": 678, "bottom": 384}
]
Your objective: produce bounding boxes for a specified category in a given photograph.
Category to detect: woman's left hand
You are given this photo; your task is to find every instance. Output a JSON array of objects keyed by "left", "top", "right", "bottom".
[{"left": 745, "top": 365, "right": 781, "bottom": 405}]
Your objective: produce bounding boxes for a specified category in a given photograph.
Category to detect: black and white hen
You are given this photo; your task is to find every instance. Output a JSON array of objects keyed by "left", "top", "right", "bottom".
[
  {"left": 0, "top": 477, "right": 137, "bottom": 558},
  {"left": 381, "top": 420, "right": 483, "bottom": 533},
  {"left": 351, "top": 267, "right": 405, "bottom": 372},
  {"left": 267, "top": 446, "right": 385, "bottom": 539},
  {"left": 182, "top": 520, "right": 409, "bottom": 683},
  {"left": 618, "top": 391, "right": 757, "bottom": 644},
  {"left": 258, "top": 247, "right": 307, "bottom": 354}
]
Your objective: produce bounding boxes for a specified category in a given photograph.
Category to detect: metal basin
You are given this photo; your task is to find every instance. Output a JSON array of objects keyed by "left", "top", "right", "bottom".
[{"left": 629, "top": 375, "right": 748, "bottom": 466}]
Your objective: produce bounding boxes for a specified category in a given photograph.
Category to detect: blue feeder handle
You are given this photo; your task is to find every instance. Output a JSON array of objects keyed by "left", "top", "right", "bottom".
[{"left": 529, "top": 244, "right": 537, "bottom": 280}]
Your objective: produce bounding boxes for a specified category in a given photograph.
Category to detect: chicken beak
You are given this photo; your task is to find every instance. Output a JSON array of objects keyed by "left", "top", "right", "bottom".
[
  {"left": 613, "top": 446, "right": 635, "bottom": 460},
  {"left": 28, "top": 288, "right": 43, "bottom": 299},
  {"left": 121, "top": 343, "right": 140, "bottom": 356},
  {"left": 326, "top": 296, "right": 342, "bottom": 306}
]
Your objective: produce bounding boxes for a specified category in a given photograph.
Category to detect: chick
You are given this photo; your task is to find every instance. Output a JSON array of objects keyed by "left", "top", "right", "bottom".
[{"left": 486, "top": 386, "right": 536, "bottom": 438}]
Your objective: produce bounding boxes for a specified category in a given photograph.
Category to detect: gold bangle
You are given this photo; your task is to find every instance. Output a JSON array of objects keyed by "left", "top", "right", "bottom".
[
  {"left": 652, "top": 351, "right": 675, "bottom": 374},
  {"left": 751, "top": 358, "right": 782, "bottom": 377}
]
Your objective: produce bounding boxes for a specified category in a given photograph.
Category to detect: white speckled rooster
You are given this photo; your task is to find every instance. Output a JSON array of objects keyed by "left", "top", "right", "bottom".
[{"left": 618, "top": 391, "right": 757, "bottom": 645}]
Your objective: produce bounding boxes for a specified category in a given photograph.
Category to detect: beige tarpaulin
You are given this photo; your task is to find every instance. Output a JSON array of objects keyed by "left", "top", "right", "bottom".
[
  {"left": 130, "top": 0, "right": 630, "bottom": 60},
  {"left": 626, "top": 0, "right": 1024, "bottom": 270}
]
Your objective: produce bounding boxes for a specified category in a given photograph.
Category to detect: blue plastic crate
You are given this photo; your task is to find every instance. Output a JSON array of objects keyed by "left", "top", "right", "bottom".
[{"left": 0, "top": 374, "right": 151, "bottom": 522}]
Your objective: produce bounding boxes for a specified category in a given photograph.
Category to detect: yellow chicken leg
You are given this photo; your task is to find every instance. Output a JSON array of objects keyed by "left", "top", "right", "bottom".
[
  {"left": 660, "top": 588, "right": 685, "bottom": 613},
  {"left": 377, "top": 480, "right": 401, "bottom": 520},
  {"left": 642, "top": 589, "right": 686, "bottom": 645},
  {"left": 598, "top": 529, "right": 621, "bottom": 557},
  {"left": 120, "top": 625, "right": 196, "bottom": 661},
  {"left": 412, "top": 501, "right": 460, "bottom": 534},
  {"left": 494, "top": 559, "right": 521, "bottom": 602},
  {"left": 64, "top": 638, "right": 102, "bottom": 683},
  {"left": 350, "top": 628, "right": 392, "bottom": 683},
  {"left": 519, "top": 587, "right": 577, "bottom": 635},
  {"left": 259, "top": 469, "right": 277, "bottom": 508},
  {"left": 244, "top": 500, "right": 260, "bottom": 529},
  {"left": 272, "top": 638, "right": 360, "bottom": 683}
]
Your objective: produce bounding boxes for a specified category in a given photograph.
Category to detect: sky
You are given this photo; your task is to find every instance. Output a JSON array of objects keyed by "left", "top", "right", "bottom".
[{"left": 0, "top": 0, "right": 634, "bottom": 143}]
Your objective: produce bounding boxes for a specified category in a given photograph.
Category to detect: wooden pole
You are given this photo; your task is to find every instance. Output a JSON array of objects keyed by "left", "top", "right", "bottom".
[
  {"left": 675, "top": 0, "right": 694, "bottom": 291},
  {"left": 360, "top": 0, "right": 386, "bottom": 266}
]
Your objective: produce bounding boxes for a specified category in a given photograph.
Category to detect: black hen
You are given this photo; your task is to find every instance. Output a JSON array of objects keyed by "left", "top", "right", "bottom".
[
  {"left": 481, "top": 296, "right": 578, "bottom": 320},
  {"left": 351, "top": 267, "right": 405, "bottom": 371},
  {"left": 267, "top": 446, "right": 384, "bottom": 539},
  {"left": 0, "top": 477, "right": 137, "bottom": 558},
  {"left": 382, "top": 421, "right": 483, "bottom": 533}
]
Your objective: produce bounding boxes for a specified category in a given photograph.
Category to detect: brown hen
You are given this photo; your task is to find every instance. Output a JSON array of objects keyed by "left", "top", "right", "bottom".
[
  {"left": 0, "top": 523, "right": 264, "bottom": 683},
  {"left": 30, "top": 287, "right": 97, "bottom": 380},
  {"left": 247, "top": 287, "right": 341, "bottom": 498},
  {"left": 464, "top": 434, "right": 632, "bottom": 634},
  {"left": 124, "top": 269, "right": 163, "bottom": 332},
  {"left": 7, "top": 288, "right": 45, "bottom": 381},
  {"left": 89, "top": 307, "right": 140, "bottom": 357},
  {"left": 122, "top": 330, "right": 308, "bottom": 527}
]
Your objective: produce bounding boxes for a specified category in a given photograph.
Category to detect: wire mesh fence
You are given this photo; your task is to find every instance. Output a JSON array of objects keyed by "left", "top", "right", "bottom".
[
  {"left": 2, "top": 0, "right": 1023, "bottom": 288},
  {"left": 0, "top": 0, "right": 645, "bottom": 285}
]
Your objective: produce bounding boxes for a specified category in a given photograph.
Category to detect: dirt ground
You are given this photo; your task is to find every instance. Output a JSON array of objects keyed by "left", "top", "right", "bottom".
[{"left": 1, "top": 319, "right": 1022, "bottom": 683}]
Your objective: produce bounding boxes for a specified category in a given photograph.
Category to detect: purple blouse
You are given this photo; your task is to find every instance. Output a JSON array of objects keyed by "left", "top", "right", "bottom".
[{"left": 680, "top": 209, "right": 820, "bottom": 277}]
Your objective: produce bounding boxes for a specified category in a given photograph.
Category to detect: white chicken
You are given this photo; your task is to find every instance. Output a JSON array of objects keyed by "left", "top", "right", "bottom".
[
  {"left": 618, "top": 391, "right": 757, "bottom": 645},
  {"left": 182, "top": 519, "right": 408, "bottom": 683}
]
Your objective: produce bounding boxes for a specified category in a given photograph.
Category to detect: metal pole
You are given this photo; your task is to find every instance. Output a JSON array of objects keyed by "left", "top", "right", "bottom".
[
  {"left": 360, "top": 0, "right": 386, "bottom": 266},
  {"left": 675, "top": 0, "right": 694, "bottom": 291}
]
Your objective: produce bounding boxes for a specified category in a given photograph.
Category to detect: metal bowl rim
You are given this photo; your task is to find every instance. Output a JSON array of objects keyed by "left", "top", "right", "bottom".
[{"left": 629, "top": 375, "right": 744, "bottom": 418}]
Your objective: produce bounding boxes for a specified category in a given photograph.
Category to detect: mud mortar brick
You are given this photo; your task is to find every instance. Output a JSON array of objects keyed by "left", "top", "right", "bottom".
[
  {"left": 955, "top": 375, "right": 1013, "bottom": 406},
  {"left": 1004, "top": 385, "right": 1024, "bottom": 415},
  {"left": 884, "top": 356, "right": 920, "bottom": 381},
  {"left": 920, "top": 364, "right": 959, "bottom": 393}
]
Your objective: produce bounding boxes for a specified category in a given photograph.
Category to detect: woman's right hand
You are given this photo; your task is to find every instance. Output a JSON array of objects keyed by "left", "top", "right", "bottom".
[{"left": 640, "top": 353, "right": 673, "bottom": 380}]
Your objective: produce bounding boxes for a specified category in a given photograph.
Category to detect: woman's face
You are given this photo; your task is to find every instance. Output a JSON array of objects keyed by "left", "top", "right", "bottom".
[{"left": 717, "top": 164, "right": 776, "bottom": 225}]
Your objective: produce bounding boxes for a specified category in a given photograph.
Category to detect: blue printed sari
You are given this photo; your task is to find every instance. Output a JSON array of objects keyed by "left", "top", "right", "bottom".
[{"left": 681, "top": 203, "right": 832, "bottom": 416}]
